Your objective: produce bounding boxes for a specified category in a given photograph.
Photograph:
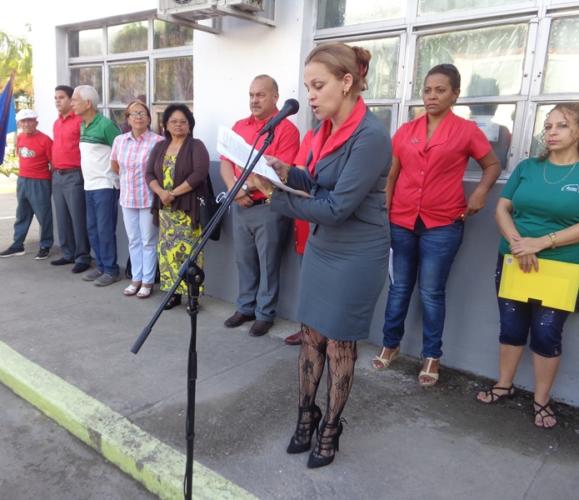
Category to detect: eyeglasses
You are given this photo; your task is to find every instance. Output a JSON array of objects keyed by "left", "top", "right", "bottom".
[
  {"left": 168, "top": 119, "right": 188, "bottom": 126},
  {"left": 128, "top": 111, "right": 147, "bottom": 118}
]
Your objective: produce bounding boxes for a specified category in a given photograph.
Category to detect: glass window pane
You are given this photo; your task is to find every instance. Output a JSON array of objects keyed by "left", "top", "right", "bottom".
[
  {"left": 454, "top": 103, "right": 515, "bottom": 171},
  {"left": 316, "top": 0, "right": 404, "bottom": 29},
  {"left": 543, "top": 17, "right": 579, "bottom": 94},
  {"left": 153, "top": 19, "right": 193, "bottom": 49},
  {"left": 154, "top": 57, "right": 193, "bottom": 102},
  {"left": 69, "top": 29, "right": 102, "bottom": 58},
  {"left": 70, "top": 66, "right": 103, "bottom": 104},
  {"left": 368, "top": 106, "right": 393, "bottom": 136},
  {"left": 108, "top": 21, "right": 148, "bottom": 54},
  {"left": 350, "top": 38, "right": 399, "bottom": 99},
  {"left": 414, "top": 24, "right": 528, "bottom": 98},
  {"left": 530, "top": 104, "right": 555, "bottom": 157},
  {"left": 419, "top": 0, "right": 530, "bottom": 16},
  {"left": 108, "top": 62, "right": 147, "bottom": 105},
  {"left": 109, "top": 109, "right": 128, "bottom": 131}
]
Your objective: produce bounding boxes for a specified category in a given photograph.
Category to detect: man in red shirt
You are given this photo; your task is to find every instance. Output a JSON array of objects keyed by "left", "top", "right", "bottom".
[
  {"left": 0, "top": 109, "right": 54, "bottom": 259},
  {"left": 50, "top": 85, "right": 91, "bottom": 273},
  {"left": 220, "top": 75, "right": 300, "bottom": 337}
]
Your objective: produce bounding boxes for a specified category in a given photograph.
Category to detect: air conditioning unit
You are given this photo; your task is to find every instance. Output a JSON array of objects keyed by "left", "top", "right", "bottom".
[
  {"left": 225, "top": 0, "right": 263, "bottom": 12},
  {"left": 159, "top": 0, "right": 265, "bottom": 20}
]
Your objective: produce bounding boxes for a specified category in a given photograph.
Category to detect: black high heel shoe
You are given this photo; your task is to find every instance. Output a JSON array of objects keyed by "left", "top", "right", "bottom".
[
  {"left": 164, "top": 294, "right": 182, "bottom": 310},
  {"left": 307, "top": 419, "right": 344, "bottom": 469},
  {"left": 286, "top": 404, "right": 322, "bottom": 454}
]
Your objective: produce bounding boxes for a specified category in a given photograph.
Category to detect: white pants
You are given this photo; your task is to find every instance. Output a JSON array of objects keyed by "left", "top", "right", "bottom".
[{"left": 122, "top": 206, "right": 158, "bottom": 284}]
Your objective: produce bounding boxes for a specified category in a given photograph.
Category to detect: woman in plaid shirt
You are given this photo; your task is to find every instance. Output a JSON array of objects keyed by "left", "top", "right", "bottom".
[{"left": 111, "top": 100, "right": 163, "bottom": 298}]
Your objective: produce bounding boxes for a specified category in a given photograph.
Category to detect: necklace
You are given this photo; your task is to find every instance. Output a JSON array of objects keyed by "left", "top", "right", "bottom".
[{"left": 543, "top": 161, "right": 578, "bottom": 185}]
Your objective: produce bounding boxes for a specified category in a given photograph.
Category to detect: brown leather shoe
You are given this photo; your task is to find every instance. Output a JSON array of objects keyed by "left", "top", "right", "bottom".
[
  {"left": 224, "top": 311, "right": 256, "bottom": 328},
  {"left": 284, "top": 331, "right": 302, "bottom": 346},
  {"left": 249, "top": 320, "right": 274, "bottom": 337}
]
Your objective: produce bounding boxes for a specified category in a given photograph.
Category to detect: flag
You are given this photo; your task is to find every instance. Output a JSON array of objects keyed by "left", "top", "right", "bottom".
[{"left": 0, "top": 75, "right": 17, "bottom": 165}]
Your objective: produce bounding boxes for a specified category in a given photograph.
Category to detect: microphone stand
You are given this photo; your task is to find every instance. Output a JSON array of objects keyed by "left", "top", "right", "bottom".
[{"left": 131, "top": 129, "right": 276, "bottom": 500}]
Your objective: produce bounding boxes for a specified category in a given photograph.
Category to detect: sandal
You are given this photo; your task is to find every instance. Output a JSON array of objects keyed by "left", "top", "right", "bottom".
[
  {"left": 419, "top": 357, "right": 440, "bottom": 387},
  {"left": 123, "top": 282, "right": 141, "bottom": 296},
  {"left": 476, "top": 385, "right": 515, "bottom": 404},
  {"left": 371, "top": 346, "right": 400, "bottom": 370},
  {"left": 533, "top": 400, "right": 557, "bottom": 429},
  {"left": 137, "top": 285, "right": 153, "bottom": 299}
]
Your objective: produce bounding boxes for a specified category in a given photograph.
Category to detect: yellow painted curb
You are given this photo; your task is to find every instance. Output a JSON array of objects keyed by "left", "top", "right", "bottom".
[{"left": 0, "top": 341, "right": 256, "bottom": 500}]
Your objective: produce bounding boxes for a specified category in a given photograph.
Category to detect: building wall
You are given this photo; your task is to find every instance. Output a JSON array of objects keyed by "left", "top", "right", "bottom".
[{"left": 29, "top": 1, "right": 579, "bottom": 406}]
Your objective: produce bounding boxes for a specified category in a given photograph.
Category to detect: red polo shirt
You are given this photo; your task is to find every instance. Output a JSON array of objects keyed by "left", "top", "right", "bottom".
[
  {"left": 225, "top": 111, "right": 300, "bottom": 201},
  {"left": 52, "top": 112, "right": 82, "bottom": 169},
  {"left": 17, "top": 131, "right": 53, "bottom": 180},
  {"left": 390, "top": 111, "right": 491, "bottom": 230}
]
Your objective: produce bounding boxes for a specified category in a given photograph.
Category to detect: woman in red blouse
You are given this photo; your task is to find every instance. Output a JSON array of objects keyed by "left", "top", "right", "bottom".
[{"left": 372, "top": 64, "right": 501, "bottom": 386}]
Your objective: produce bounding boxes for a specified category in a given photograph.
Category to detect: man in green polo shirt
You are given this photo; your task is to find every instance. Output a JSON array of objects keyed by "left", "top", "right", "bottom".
[{"left": 71, "top": 85, "right": 121, "bottom": 286}]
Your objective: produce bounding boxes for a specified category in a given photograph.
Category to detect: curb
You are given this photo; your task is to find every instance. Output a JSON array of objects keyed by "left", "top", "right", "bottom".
[{"left": 0, "top": 340, "right": 256, "bottom": 500}]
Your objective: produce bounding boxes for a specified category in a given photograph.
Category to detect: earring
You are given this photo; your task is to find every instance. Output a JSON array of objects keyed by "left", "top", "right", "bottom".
[{"left": 343, "top": 88, "right": 350, "bottom": 97}]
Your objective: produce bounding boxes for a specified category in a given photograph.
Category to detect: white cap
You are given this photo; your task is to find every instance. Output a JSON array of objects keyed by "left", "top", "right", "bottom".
[{"left": 16, "top": 109, "right": 38, "bottom": 121}]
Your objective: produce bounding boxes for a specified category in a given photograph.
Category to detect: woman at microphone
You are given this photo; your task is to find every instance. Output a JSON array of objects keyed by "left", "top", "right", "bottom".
[{"left": 252, "top": 42, "right": 391, "bottom": 468}]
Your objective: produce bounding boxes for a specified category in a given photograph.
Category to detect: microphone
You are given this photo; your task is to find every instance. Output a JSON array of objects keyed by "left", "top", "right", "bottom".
[{"left": 258, "top": 99, "right": 300, "bottom": 136}]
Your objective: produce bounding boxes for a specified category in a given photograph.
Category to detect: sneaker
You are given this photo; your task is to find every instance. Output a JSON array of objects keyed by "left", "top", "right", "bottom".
[
  {"left": 82, "top": 269, "right": 103, "bottom": 282},
  {"left": 35, "top": 248, "right": 50, "bottom": 260},
  {"left": 0, "top": 247, "right": 25, "bottom": 258},
  {"left": 94, "top": 273, "right": 121, "bottom": 287}
]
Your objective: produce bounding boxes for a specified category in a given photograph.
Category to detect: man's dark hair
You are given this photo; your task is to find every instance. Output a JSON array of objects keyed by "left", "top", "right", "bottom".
[
  {"left": 55, "top": 85, "right": 74, "bottom": 98},
  {"left": 162, "top": 103, "right": 195, "bottom": 140}
]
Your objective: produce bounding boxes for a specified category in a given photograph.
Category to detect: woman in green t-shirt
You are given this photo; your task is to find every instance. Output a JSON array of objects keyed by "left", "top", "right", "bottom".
[{"left": 477, "top": 103, "right": 579, "bottom": 429}]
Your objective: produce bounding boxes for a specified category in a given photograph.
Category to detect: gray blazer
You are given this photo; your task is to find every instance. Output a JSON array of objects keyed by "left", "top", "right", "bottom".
[{"left": 271, "top": 110, "right": 391, "bottom": 236}]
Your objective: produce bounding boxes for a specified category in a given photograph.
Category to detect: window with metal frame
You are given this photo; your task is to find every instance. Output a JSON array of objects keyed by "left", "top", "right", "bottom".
[
  {"left": 67, "top": 17, "right": 193, "bottom": 132},
  {"left": 312, "top": 0, "right": 579, "bottom": 178}
]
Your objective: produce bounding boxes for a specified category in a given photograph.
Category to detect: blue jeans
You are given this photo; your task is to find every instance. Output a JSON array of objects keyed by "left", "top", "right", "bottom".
[
  {"left": 495, "top": 255, "right": 569, "bottom": 358},
  {"left": 11, "top": 177, "right": 53, "bottom": 251},
  {"left": 85, "top": 188, "right": 119, "bottom": 276},
  {"left": 382, "top": 219, "right": 464, "bottom": 358}
]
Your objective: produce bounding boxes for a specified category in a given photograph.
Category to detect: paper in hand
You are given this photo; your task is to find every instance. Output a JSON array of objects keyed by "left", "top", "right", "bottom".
[{"left": 217, "top": 126, "right": 309, "bottom": 197}]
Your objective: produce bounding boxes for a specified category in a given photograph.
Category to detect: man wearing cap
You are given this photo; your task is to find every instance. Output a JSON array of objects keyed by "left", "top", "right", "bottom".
[
  {"left": 51, "top": 85, "right": 91, "bottom": 273},
  {"left": 71, "top": 85, "right": 121, "bottom": 286},
  {"left": 0, "top": 109, "right": 54, "bottom": 259},
  {"left": 220, "top": 75, "right": 299, "bottom": 337}
]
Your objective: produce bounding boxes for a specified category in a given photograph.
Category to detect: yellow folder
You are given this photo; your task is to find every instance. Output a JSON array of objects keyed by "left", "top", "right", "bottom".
[{"left": 499, "top": 254, "right": 579, "bottom": 312}]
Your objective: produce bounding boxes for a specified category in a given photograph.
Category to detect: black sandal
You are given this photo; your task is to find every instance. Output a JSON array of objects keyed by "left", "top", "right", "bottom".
[
  {"left": 477, "top": 385, "right": 515, "bottom": 404},
  {"left": 533, "top": 401, "right": 557, "bottom": 429},
  {"left": 163, "top": 294, "right": 182, "bottom": 310}
]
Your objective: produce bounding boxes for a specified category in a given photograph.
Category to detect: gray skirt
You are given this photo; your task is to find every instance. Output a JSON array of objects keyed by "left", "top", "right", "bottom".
[{"left": 297, "top": 222, "right": 389, "bottom": 341}]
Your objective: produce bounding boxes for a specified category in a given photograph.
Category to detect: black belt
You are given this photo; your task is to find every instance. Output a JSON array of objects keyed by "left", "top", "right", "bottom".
[
  {"left": 250, "top": 198, "right": 270, "bottom": 206},
  {"left": 53, "top": 168, "right": 80, "bottom": 175}
]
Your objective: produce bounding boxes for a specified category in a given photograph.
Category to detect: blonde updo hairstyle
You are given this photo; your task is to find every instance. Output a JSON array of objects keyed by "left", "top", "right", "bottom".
[
  {"left": 539, "top": 102, "right": 579, "bottom": 161},
  {"left": 305, "top": 42, "right": 371, "bottom": 96}
]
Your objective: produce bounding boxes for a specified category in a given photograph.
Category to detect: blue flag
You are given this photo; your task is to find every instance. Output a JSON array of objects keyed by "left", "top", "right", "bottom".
[{"left": 0, "top": 75, "right": 17, "bottom": 165}]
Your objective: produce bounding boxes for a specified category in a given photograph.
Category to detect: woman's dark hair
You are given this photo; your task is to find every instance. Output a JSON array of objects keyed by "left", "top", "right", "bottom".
[
  {"left": 162, "top": 103, "right": 195, "bottom": 139},
  {"left": 55, "top": 85, "right": 74, "bottom": 98},
  {"left": 425, "top": 63, "right": 461, "bottom": 92}
]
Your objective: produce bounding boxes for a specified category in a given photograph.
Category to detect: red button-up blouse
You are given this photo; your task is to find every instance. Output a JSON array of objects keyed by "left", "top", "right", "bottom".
[{"left": 390, "top": 111, "right": 491, "bottom": 230}]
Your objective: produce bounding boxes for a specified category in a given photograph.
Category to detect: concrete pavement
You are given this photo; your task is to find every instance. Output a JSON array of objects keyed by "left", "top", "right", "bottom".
[
  {"left": 0, "top": 383, "right": 155, "bottom": 500},
  {"left": 1, "top": 187, "right": 579, "bottom": 499}
]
